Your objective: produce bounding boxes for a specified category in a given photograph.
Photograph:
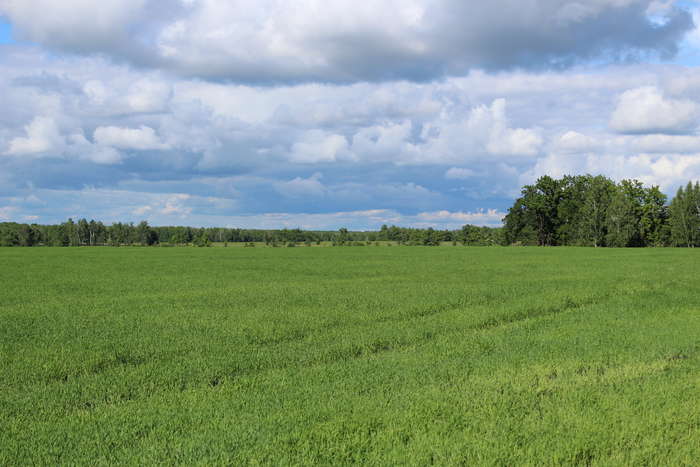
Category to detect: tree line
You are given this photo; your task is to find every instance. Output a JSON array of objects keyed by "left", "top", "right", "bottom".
[
  {"left": 2, "top": 175, "right": 699, "bottom": 248},
  {"left": 503, "top": 175, "right": 700, "bottom": 247},
  {"left": 0, "top": 219, "right": 501, "bottom": 247}
]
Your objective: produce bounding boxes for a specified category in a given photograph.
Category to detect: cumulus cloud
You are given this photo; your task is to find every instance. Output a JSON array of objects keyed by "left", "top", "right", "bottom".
[
  {"left": 66, "top": 133, "right": 123, "bottom": 165},
  {"left": 631, "top": 133, "right": 700, "bottom": 152},
  {"left": 553, "top": 131, "right": 598, "bottom": 154},
  {"left": 133, "top": 205, "right": 152, "bottom": 216},
  {"left": 161, "top": 194, "right": 192, "bottom": 217},
  {"left": 0, "top": 0, "right": 151, "bottom": 56},
  {"left": 0, "top": 206, "right": 17, "bottom": 220},
  {"left": 420, "top": 98, "right": 543, "bottom": 163},
  {"left": 289, "top": 130, "right": 350, "bottom": 163},
  {"left": 416, "top": 209, "right": 506, "bottom": 227},
  {"left": 610, "top": 86, "right": 699, "bottom": 134},
  {"left": 1, "top": 0, "right": 693, "bottom": 83},
  {"left": 5, "top": 116, "right": 64, "bottom": 156},
  {"left": 445, "top": 167, "right": 476, "bottom": 179},
  {"left": 2, "top": 23, "right": 700, "bottom": 228},
  {"left": 275, "top": 172, "right": 327, "bottom": 198},
  {"left": 351, "top": 121, "right": 420, "bottom": 163},
  {"left": 126, "top": 78, "right": 172, "bottom": 113},
  {"left": 93, "top": 125, "right": 169, "bottom": 150}
]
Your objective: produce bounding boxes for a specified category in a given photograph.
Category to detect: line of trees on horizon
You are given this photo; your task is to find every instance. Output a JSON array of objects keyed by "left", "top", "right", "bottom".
[
  {"left": 0, "top": 219, "right": 501, "bottom": 247},
  {"left": 1, "top": 175, "right": 699, "bottom": 248}
]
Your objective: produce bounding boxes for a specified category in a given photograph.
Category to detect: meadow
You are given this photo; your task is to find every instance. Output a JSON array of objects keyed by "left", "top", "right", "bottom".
[{"left": 1, "top": 246, "right": 699, "bottom": 465}]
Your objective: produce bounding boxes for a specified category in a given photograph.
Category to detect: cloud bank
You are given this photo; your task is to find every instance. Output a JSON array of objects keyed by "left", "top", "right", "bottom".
[{"left": 0, "top": 1, "right": 700, "bottom": 228}]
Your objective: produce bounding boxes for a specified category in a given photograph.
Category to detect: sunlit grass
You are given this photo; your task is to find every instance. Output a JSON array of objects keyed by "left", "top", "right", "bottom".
[{"left": 1, "top": 246, "right": 699, "bottom": 464}]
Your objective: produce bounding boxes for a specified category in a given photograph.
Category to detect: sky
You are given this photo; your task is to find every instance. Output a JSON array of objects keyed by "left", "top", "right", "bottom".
[{"left": 1, "top": 0, "right": 700, "bottom": 230}]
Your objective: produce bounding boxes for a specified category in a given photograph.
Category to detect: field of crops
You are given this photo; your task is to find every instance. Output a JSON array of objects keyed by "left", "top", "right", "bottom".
[{"left": 1, "top": 246, "right": 699, "bottom": 464}]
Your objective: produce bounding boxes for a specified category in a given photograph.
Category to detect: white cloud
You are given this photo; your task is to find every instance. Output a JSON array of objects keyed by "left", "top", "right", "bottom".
[
  {"left": 133, "top": 205, "right": 152, "bottom": 216},
  {"left": 93, "top": 125, "right": 169, "bottom": 150},
  {"left": 289, "top": 130, "right": 350, "bottom": 163},
  {"left": 161, "top": 194, "right": 192, "bottom": 217},
  {"left": 0, "top": 206, "right": 17, "bottom": 220},
  {"left": 610, "top": 86, "right": 699, "bottom": 134},
  {"left": 66, "top": 133, "right": 123, "bottom": 165},
  {"left": 5, "top": 116, "right": 64, "bottom": 156},
  {"left": 1, "top": 0, "right": 147, "bottom": 53},
  {"left": 420, "top": 98, "right": 543, "bottom": 163},
  {"left": 523, "top": 151, "right": 700, "bottom": 194},
  {"left": 553, "top": 130, "right": 598, "bottom": 154},
  {"left": 275, "top": 172, "right": 327, "bottom": 197},
  {"left": 445, "top": 167, "right": 476, "bottom": 179},
  {"left": 631, "top": 134, "right": 700, "bottom": 153},
  {"left": 126, "top": 78, "right": 172, "bottom": 113},
  {"left": 351, "top": 121, "right": 420, "bottom": 162},
  {"left": 4, "top": 36, "right": 700, "bottom": 227},
  {"left": 481, "top": 99, "right": 543, "bottom": 156},
  {"left": 416, "top": 209, "right": 506, "bottom": 227},
  {"left": 1, "top": 0, "right": 691, "bottom": 83}
]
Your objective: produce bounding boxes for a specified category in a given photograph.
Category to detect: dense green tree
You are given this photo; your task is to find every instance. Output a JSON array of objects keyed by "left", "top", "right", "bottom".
[
  {"left": 579, "top": 175, "right": 616, "bottom": 247},
  {"left": 136, "top": 221, "right": 159, "bottom": 246},
  {"left": 504, "top": 176, "right": 563, "bottom": 246},
  {"left": 639, "top": 186, "right": 668, "bottom": 247},
  {"left": 556, "top": 175, "right": 593, "bottom": 245},
  {"left": 669, "top": 182, "right": 700, "bottom": 247},
  {"left": 605, "top": 183, "right": 641, "bottom": 247}
]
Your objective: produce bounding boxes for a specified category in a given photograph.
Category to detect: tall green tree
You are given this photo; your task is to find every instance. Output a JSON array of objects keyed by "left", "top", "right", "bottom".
[
  {"left": 639, "top": 185, "right": 668, "bottom": 247},
  {"left": 520, "top": 176, "right": 563, "bottom": 246},
  {"left": 605, "top": 182, "right": 641, "bottom": 247},
  {"left": 669, "top": 182, "right": 700, "bottom": 247},
  {"left": 580, "top": 175, "right": 616, "bottom": 247},
  {"left": 556, "top": 175, "right": 592, "bottom": 245}
]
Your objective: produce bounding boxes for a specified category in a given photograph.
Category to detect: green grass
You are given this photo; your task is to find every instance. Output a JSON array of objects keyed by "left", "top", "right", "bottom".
[{"left": 1, "top": 246, "right": 699, "bottom": 465}]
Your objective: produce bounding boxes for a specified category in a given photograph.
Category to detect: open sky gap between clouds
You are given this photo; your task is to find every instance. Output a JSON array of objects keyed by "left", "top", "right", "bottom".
[{"left": 1, "top": 0, "right": 700, "bottom": 229}]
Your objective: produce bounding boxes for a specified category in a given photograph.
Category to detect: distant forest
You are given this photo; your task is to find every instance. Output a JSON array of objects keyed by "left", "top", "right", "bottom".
[{"left": 1, "top": 175, "right": 699, "bottom": 247}]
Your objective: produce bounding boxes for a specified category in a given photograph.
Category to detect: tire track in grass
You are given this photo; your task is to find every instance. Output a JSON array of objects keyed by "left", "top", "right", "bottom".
[{"left": 30, "top": 293, "right": 612, "bottom": 416}]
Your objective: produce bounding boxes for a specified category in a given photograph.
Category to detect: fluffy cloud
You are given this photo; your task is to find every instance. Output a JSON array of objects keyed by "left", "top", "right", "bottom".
[
  {"left": 552, "top": 131, "right": 598, "bottom": 154},
  {"left": 161, "top": 194, "right": 192, "bottom": 217},
  {"left": 1, "top": 0, "right": 693, "bottom": 83},
  {"left": 275, "top": 173, "right": 327, "bottom": 198},
  {"left": 5, "top": 116, "right": 64, "bottom": 156},
  {"left": 1, "top": 8, "right": 700, "bottom": 228},
  {"left": 0, "top": 206, "right": 18, "bottom": 220},
  {"left": 444, "top": 167, "right": 476, "bottom": 179},
  {"left": 93, "top": 125, "right": 169, "bottom": 150},
  {"left": 631, "top": 134, "right": 700, "bottom": 152},
  {"left": 1, "top": 1, "right": 142, "bottom": 41},
  {"left": 419, "top": 99, "right": 543, "bottom": 163},
  {"left": 609, "top": 86, "right": 699, "bottom": 134},
  {"left": 289, "top": 131, "right": 350, "bottom": 163},
  {"left": 416, "top": 209, "right": 505, "bottom": 227}
]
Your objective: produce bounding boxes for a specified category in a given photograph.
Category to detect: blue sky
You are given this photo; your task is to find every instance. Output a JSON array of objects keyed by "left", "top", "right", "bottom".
[
  {"left": 0, "top": 21, "right": 12, "bottom": 44},
  {"left": 1, "top": 0, "right": 700, "bottom": 229}
]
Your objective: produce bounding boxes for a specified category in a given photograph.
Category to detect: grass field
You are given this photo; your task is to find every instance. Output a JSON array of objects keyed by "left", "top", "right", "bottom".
[{"left": 1, "top": 246, "right": 699, "bottom": 465}]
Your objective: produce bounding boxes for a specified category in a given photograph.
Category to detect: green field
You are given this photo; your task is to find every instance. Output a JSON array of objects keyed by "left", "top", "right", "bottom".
[{"left": 2, "top": 247, "right": 699, "bottom": 465}]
